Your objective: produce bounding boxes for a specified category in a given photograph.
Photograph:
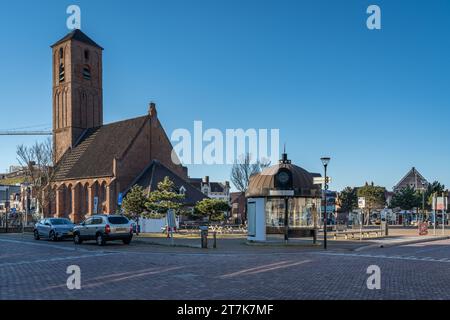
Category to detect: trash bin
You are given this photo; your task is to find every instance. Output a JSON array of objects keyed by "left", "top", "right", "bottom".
[{"left": 199, "top": 226, "right": 208, "bottom": 248}]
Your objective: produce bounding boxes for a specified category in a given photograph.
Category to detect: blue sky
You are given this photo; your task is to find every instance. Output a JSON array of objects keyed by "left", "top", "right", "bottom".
[{"left": 0, "top": 0, "right": 449, "bottom": 191}]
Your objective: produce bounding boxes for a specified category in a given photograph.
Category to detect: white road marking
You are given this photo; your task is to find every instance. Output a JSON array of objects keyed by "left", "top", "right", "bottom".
[
  {"left": 0, "top": 238, "right": 93, "bottom": 252},
  {"left": 0, "top": 252, "right": 116, "bottom": 268},
  {"left": 315, "top": 252, "right": 450, "bottom": 263}
]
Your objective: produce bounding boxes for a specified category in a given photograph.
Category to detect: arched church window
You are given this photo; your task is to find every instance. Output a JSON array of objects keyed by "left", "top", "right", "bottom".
[
  {"left": 84, "top": 49, "right": 90, "bottom": 61},
  {"left": 83, "top": 65, "right": 91, "bottom": 80}
]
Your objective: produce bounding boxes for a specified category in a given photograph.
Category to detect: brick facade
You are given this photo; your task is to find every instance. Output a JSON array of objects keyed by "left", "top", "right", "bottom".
[{"left": 45, "top": 30, "right": 187, "bottom": 223}]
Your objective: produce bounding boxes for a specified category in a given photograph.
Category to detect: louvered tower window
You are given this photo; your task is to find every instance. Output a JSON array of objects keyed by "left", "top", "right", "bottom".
[
  {"left": 59, "top": 48, "right": 65, "bottom": 82},
  {"left": 83, "top": 66, "right": 91, "bottom": 80}
]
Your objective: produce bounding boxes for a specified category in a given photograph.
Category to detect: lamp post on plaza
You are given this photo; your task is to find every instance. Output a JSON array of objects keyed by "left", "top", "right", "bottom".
[
  {"left": 419, "top": 182, "right": 428, "bottom": 234},
  {"left": 320, "top": 157, "right": 331, "bottom": 250}
]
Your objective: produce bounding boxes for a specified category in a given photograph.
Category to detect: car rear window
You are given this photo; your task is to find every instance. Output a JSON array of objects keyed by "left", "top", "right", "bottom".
[
  {"left": 107, "top": 216, "right": 129, "bottom": 225},
  {"left": 50, "top": 218, "right": 72, "bottom": 225}
]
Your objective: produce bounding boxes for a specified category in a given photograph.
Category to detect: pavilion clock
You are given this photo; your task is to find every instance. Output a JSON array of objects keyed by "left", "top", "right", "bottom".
[{"left": 275, "top": 169, "right": 292, "bottom": 190}]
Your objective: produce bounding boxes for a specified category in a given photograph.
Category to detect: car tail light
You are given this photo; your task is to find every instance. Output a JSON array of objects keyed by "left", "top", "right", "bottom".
[{"left": 105, "top": 224, "right": 111, "bottom": 234}]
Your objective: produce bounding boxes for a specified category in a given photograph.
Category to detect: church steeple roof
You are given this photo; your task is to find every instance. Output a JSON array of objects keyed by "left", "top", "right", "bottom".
[{"left": 51, "top": 29, "right": 103, "bottom": 49}]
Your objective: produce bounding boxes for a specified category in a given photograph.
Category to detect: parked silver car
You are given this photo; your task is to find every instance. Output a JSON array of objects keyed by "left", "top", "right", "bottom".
[
  {"left": 34, "top": 218, "right": 75, "bottom": 241},
  {"left": 73, "top": 214, "right": 133, "bottom": 246}
]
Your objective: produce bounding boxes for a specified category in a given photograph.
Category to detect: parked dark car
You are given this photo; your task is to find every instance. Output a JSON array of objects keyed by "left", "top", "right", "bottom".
[{"left": 34, "top": 218, "right": 75, "bottom": 241}]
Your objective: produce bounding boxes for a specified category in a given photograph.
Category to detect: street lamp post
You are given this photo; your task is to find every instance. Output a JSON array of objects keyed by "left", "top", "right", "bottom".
[
  {"left": 321, "top": 157, "right": 331, "bottom": 250},
  {"left": 419, "top": 182, "right": 427, "bottom": 234}
]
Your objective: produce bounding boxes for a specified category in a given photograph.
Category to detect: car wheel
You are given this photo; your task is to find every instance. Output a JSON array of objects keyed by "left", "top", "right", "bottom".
[
  {"left": 122, "top": 237, "right": 132, "bottom": 245},
  {"left": 49, "top": 231, "right": 58, "bottom": 242},
  {"left": 73, "top": 233, "right": 82, "bottom": 244},
  {"left": 33, "top": 230, "right": 40, "bottom": 240},
  {"left": 96, "top": 233, "right": 105, "bottom": 246}
]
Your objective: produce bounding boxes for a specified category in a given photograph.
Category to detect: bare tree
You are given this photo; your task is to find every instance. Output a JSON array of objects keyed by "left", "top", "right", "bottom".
[
  {"left": 230, "top": 153, "right": 271, "bottom": 192},
  {"left": 16, "top": 138, "right": 55, "bottom": 216}
]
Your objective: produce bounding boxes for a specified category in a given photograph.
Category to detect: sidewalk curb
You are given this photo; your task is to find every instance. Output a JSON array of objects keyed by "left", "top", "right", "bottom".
[
  {"left": 354, "top": 236, "right": 450, "bottom": 252},
  {"left": 133, "top": 238, "right": 201, "bottom": 249},
  {"left": 246, "top": 241, "right": 322, "bottom": 248}
]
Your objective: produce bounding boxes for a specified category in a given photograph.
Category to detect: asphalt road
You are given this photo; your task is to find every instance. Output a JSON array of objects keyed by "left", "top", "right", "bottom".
[{"left": 1, "top": 233, "right": 449, "bottom": 300}]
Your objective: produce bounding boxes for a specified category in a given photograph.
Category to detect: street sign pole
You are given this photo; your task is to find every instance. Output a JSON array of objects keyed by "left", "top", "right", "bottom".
[
  {"left": 360, "top": 210, "right": 363, "bottom": 241},
  {"left": 358, "top": 197, "right": 365, "bottom": 241},
  {"left": 167, "top": 209, "right": 176, "bottom": 246},
  {"left": 433, "top": 194, "right": 436, "bottom": 236}
]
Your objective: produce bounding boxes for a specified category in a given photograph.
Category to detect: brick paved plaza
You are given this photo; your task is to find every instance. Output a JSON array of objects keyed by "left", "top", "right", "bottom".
[{"left": 1, "top": 233, "right": 450, "bottom": 300}]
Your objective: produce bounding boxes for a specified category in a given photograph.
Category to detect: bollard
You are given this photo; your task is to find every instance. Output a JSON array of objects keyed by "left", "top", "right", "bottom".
[
  {"left": 213, "top": 231, "right": 217, "bottom": 249},
  {"left": 199, "top": 226, "right": 208, "bottom": 249}
]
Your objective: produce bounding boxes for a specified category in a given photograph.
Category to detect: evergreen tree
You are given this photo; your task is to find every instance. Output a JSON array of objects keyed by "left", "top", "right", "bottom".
[
  {"left": 390, "top": 185, "right": 421, "bottom": 211},
  {"left": 122, "top": 185, "right": 147, "bottom": 218},
  {"left": 194, "top": 198, "right": 231, "bottom": 222},
  {"left": 145, "top": 176, "right": 185, "bottom": 216},
  {"left": 338, "top": 187, "right": 358, "bottom": 213}
]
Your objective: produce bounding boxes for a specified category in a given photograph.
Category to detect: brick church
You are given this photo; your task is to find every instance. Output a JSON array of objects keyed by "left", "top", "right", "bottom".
[{"left": 44, "top": 29, "right": 205, "bottom": 222}]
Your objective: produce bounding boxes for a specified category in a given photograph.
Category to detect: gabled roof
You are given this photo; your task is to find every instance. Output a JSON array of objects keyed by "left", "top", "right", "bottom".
[
  {"left": 210, "top": 182, "right": 226, "bottom": 193},
  {"left": 51, "top": 29, "right": 103, "bottom": 49},
  {"left": 127, "top": 160, "right": 207, "bottom": 205},
  {"left": 393, "top": 167, "right": 428, "bottom": 191},
  {"left": 53, "top": 116, "right": 148, "bottom": 181},
  {"left": 188, "top": 178, "right": 228, "bottom": 193},
  {"left": 188, "top": 178, "right": 202, "bottom": 190}
]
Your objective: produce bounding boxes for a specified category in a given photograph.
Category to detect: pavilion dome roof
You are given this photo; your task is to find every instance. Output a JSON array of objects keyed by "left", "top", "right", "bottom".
[{"left": 246, "top": 155, "right": 321, "bottom": 198}]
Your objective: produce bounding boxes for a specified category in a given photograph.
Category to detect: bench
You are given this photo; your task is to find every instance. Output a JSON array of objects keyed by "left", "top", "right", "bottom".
[{"left": 333, "top": 229, "right": 383, "bottom": 240}]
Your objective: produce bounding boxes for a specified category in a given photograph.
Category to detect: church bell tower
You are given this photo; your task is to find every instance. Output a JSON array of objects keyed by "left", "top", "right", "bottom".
[{"left": 51, "top": 29, "right": 103, "bottom": 163}]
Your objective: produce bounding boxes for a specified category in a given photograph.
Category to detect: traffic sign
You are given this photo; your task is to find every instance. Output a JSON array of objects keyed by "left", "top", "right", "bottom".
[
  {"left": 313, "top": 177, "right": 332, "bottom": 185},
  {"left": 118, "top": 192, "right": 124, "bottom": 206},
  {"left": 167, "top": 209, "right": 177, "bottom": 228},
  {"left": 269, "top": 190, "right": 294, "bottom": 196},
  {"left": 433, "top": 197, "right": 447, "bottom": 211},
  {"left": 358, "top": 197, "right": 366, "bottom": 209}
]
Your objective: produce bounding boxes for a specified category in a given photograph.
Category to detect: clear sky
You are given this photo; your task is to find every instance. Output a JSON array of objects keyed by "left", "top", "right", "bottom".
[{"left": 0, "top": 0, "right": 449, "bottom": 191}]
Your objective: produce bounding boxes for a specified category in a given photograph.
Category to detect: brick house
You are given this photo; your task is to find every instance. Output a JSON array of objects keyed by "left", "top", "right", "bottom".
[
  {"left": 230, "top": 191, "right": 246, "bottom": 223},
  {"left": 188, "top": 176, "right": 231, "bottom": 203},
  {"left": 393, "top": 167, "right": 428, "bottom": 192}
]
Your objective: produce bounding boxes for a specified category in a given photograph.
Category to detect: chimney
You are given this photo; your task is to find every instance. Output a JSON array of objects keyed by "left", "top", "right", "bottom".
[
  {"left": 203, "top": 176, "right": 210, "bottom": 184},
  {"left": 149, "top": 102, "right": 157, "bottom": 118}
]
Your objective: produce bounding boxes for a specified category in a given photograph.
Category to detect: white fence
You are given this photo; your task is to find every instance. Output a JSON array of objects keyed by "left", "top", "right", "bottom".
[{"left": 138, "top": 216, "right": 179, "bottom": 233}]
